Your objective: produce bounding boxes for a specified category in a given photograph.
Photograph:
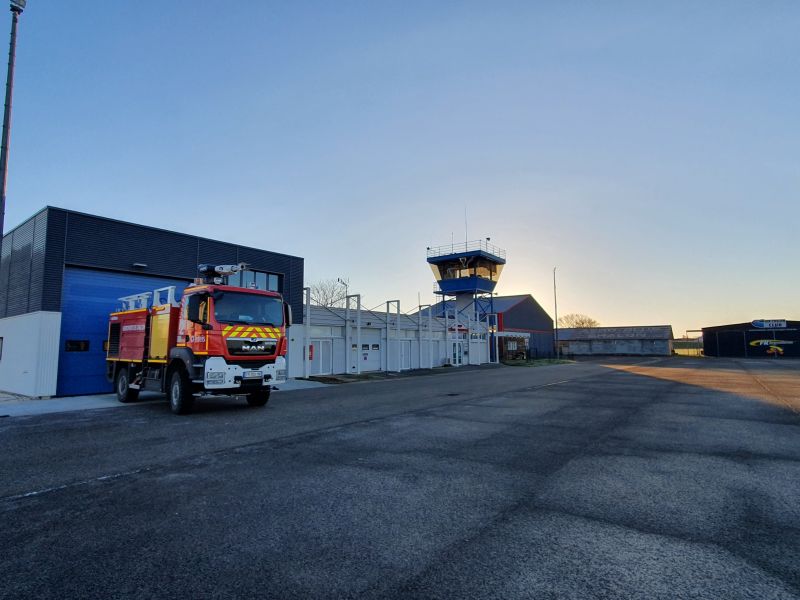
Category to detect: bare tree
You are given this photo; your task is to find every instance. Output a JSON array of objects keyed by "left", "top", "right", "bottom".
[
  {"left": 558, "top": 313, "right": 600, "bottom": 328},
  {"left": 309, "top": 278, "right": 349, "bottom": 308}
]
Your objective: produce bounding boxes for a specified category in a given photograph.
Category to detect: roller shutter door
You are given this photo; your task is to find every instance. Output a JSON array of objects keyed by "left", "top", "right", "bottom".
[{"left": 57, "top": 268, "right": 188, "bottom": 396}]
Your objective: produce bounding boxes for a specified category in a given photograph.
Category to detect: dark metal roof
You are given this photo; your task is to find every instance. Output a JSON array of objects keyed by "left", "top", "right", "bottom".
[
  {"left": 417, "top": 294, "right": 530, "bottom": 317},
  {"left": 701, "top": 321, "right": 800, "bottom": 332}
]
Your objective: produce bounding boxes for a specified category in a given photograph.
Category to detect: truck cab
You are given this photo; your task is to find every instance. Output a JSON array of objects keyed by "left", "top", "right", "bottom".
[{"left": 177, "top": 284, "right": 290, "bottom": 393}]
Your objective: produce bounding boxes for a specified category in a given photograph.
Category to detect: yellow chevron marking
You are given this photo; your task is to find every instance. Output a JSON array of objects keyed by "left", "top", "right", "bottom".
[
  {"left": 233, "top": 326, "right": 245, "bottom": 336},
  {"left": 223, "top": 326, "right": 233, "bottom": 334}
]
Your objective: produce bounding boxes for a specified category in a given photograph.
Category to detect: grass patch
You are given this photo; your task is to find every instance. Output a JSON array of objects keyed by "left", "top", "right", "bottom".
[{"left": 501, "top": 358, "right": 574, "bottom": 367}]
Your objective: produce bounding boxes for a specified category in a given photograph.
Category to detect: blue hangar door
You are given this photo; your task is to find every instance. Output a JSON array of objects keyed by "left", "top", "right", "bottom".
[{"left": 57, "top": 267, "right": 189, "bottom": 396}]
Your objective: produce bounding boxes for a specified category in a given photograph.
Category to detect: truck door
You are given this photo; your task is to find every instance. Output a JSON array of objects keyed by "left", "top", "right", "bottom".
[{"left": 180, "top": 293, "right": 211, "bottom": 354}]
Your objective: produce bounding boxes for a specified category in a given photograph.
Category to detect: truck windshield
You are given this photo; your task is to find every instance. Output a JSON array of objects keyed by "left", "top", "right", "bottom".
[{"left": 213, "top": 292, "right": 283, "bottom": 326}]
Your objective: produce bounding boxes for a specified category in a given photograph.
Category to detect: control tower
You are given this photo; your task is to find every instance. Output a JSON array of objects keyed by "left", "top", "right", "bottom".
[{"left": 427, "top": 238, "right": 505, "bottom": 323}]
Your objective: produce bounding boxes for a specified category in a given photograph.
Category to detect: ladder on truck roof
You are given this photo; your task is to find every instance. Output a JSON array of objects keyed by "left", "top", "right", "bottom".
[{"left": 118, "top": 286, "right": 179, "bottom": 311}]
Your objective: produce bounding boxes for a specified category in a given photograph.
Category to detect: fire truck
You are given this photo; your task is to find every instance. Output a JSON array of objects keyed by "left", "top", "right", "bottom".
[{"left": 105, "top": 264, "right": 291, "bottom": 414}]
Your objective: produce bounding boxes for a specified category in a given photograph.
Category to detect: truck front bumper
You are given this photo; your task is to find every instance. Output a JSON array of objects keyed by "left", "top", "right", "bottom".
[{"left": 202, "top": 356, "right": 287, "bottom": 392}]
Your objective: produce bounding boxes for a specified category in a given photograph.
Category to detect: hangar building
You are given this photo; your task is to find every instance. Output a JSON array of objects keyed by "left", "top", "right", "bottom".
[
  {"left": 419, "top": 295, "right": 554, "bottom": 360},
  {"left": 702, "top": 320, "right": 799, "bottom": 358},
  {"left": 557, "top": 326, "right": 674, "bottom": 356}
]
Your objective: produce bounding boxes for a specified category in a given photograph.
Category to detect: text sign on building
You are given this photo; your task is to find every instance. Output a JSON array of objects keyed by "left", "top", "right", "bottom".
[{"left": 751, "top": 319, "right": 787, "bottom": 329}]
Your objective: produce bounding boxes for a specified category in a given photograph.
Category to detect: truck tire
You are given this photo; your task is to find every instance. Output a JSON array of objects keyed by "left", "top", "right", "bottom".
[
  {"left": 246, "top": 389, "right": 271, "bottom": 407},
  {"left": 115, "top": 367, "right": 139, "bottom": 404},
  {"left": 168, "top": 369, "right": 194, "bottom": 415}
]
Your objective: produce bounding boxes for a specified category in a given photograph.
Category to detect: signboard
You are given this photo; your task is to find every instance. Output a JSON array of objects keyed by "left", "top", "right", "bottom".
[{"left": 752, "top": 319, "right": 787, "bottom": 329}]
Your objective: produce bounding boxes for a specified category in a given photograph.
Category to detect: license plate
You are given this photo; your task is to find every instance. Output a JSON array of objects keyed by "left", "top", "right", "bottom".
[{"left": 243, "top": 370, "right": 263, "bottom": 379}]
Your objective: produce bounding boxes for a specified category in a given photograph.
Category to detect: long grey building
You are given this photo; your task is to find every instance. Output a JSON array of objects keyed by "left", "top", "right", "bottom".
[{"left": 557, "top": 326, "right": 674, "bottom": 356}]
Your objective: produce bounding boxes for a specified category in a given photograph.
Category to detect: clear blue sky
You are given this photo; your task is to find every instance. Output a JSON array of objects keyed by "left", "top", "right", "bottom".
[{"left": 5, "top": 1, "right": 799, "bottom": 335}]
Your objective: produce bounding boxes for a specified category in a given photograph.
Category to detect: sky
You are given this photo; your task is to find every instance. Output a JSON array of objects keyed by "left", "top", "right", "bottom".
[{"left": 4, "top": 1, "right": 799, "bottom": 335}]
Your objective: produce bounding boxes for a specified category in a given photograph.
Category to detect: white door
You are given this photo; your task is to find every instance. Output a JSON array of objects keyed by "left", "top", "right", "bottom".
[
  {"left": 311, "top": 339, "right": 333, "bottom": 375},
  {"left": 401, "top": 340, "right": 411, "bottom": 370},
  {"left": 451, "top": 341, "right": 464, "bottom": 367}
]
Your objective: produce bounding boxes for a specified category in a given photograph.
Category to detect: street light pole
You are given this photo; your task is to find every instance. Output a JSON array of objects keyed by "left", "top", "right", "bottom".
[
  {"left": 0, "top": 0, "right": 25, "bottom": 257},
  {"left": 336, "top": 277, "right": 348, "bottom": 305},
  {"left": 553, "top": 266, "right": 559, "bottom": 358}
]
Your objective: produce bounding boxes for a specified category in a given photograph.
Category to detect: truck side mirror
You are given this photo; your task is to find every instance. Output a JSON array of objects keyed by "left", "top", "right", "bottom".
[
  {"left": 284, "top": 302, "right": 293, "bottom": 327},
  {"left": 187, "top": 295, "right": 202, "bottom": 323}
]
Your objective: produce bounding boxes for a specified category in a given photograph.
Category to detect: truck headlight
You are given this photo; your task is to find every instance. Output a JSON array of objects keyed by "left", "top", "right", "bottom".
[{"left": 206, "top": 371, "right": 225, "bottom": 384}]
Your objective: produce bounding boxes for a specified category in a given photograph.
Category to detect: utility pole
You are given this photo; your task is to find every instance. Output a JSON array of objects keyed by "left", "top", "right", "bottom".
[
  {"left": 0, "top": 0, "right": 26, "bottom": 258},
  {"left": 553, "top": 266, "right": 559, "bottom": 358}
]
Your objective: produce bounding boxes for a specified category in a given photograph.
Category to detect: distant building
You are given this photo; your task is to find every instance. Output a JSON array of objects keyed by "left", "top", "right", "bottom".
[
  {"left": 673, "top": 336, "right": 703, "bottom": 357},
  {"left": 702, "top": 320, "right": 799, "bottom": 358},
  {"left": 420, "top": 294, "right": 554, "bottom": 360},
  {"left": 557, "top": 326, "right": 674, "bottom": 356}
]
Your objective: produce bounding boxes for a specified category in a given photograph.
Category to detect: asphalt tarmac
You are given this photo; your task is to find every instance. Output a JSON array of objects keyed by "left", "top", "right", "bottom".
[{"left": 1, "top": 358, "right": 799, "bottom": 599}]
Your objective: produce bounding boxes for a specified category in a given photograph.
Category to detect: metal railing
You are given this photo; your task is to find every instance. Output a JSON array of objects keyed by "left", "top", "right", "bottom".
[{"left": 426, "top": 240, "right": 506, "bottom": 260}]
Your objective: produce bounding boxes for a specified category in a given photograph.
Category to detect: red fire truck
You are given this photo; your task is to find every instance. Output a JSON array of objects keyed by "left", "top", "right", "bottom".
[{"left": 105, "top": 264, "right": 291, "bottom": 414}]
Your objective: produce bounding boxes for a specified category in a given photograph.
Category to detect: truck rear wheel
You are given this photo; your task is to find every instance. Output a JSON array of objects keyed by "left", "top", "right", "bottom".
[
  {"left": 246, "top": 389, "right": 271, "bottom": 407},
  {"left": 168, "top": 369, "right": 194, "bottom": 415},
  {"left": 115, "top": 367, "right": 139, "bottom": 403}
]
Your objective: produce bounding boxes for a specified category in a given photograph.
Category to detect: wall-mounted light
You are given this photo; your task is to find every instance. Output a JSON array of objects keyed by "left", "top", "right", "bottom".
[{"left": 132, "top": 262, "right": 148, "bottom": 269}]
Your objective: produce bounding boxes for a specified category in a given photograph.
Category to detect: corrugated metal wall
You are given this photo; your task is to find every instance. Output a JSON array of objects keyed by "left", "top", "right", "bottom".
[
  {"left": 0, "top": 209, "right": 50, "bottom": 318},
  {"left": 502, "top": 297, "right": 555, "bottom": 358},
  {"left": 564, "top": 339, "right": 672, "bottom": 356}
]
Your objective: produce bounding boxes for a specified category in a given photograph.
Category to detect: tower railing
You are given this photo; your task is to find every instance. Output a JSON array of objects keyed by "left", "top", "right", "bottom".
[{"left": 426, "top": 240, "right": 506, "bottom": 260}]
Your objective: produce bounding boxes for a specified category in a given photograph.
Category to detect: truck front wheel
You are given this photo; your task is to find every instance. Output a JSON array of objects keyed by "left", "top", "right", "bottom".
[
  {"left": 168, "top": 369, "right": 194, "bottom": 415},
  {"left": 246, "top": 389, "right": 271, "bottom": 407},
  {"left": 115, "top": 367, "right": 139, "bottom": 404}
]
